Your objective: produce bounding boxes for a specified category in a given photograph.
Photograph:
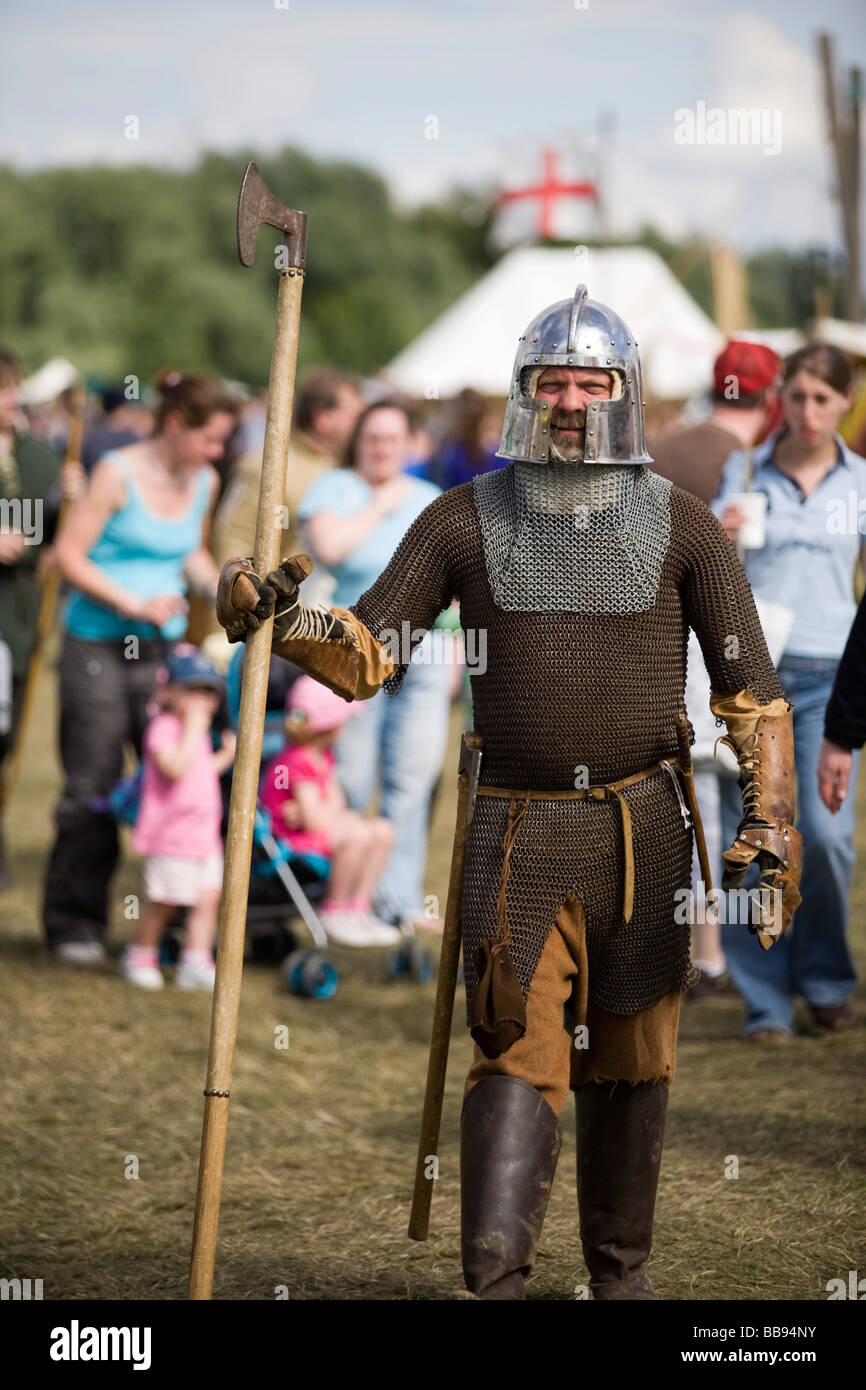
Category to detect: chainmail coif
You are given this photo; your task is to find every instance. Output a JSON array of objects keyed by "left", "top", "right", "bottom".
[
  {"left": 476, "top": 460, "right": 672, "bottom": 614},
  {"left": 351, "top": 465, "right": 784, "bottom": 1016}
]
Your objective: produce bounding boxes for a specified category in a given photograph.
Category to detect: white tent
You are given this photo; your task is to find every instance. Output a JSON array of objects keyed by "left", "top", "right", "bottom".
[
  {"left": 814, "top": 318, "right": 866, "bottom": 360},
  {"left": 384, "top": 246, "right": 725, "bottom": 401},
  {"left": 729, "top": 327, "right": 806, "bottom": 358},
  {"left": 18, "top": 357, "right": 80, "bottom": 406}
]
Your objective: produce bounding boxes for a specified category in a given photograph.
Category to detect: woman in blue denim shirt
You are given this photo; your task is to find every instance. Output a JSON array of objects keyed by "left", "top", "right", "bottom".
[{"left": 714, "top": 343, "right": 863, "bottom": 1039}]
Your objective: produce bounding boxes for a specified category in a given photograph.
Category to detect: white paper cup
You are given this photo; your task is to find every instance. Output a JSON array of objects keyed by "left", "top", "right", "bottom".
[{"left": 728, "top": 491, "right": 767, "bottom": 549}]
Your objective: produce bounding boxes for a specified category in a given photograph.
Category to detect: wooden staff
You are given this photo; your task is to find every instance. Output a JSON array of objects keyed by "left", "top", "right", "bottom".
[
  {"left": 676, "top": 712, "right": 713, "bottom": 896},
  {"left": 188, "top": 163, "right": 308, "bottom": 1300},
  {"left": 1, "top": 381, "right": 86, "bottom": 806},
  {"left": 409, "top": 731, "right": 482, "bottom": 1242}
]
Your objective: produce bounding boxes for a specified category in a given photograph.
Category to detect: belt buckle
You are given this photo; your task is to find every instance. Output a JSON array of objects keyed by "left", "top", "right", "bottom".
[{"left": 587, "top": 785, "right": 609, "bottom": 802}]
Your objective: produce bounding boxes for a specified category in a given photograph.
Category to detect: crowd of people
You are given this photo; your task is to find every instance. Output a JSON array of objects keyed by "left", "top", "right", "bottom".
[{"left": 0, "top": 335, "right": 863, "bottom": 1038}]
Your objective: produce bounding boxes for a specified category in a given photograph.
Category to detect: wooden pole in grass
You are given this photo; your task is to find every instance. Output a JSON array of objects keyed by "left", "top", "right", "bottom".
[
  {"left": 1, "top": 380, "right": 86, "bottom": 806},
  {"left": 408, "top": 732, "right": 482, "bottom": 1242},
  {"left": 188, "top": 163, "right": 307, "bottom": 1300}
]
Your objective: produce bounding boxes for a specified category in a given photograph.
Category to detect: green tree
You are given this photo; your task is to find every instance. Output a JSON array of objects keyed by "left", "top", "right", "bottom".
[{"left": 0, "top": 148, "right": 489, "bottom": 385}]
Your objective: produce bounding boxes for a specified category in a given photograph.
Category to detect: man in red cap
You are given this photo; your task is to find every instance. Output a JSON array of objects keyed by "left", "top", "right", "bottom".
[{"left": 648, "top": 340, "right": 780, "bottom": 505}]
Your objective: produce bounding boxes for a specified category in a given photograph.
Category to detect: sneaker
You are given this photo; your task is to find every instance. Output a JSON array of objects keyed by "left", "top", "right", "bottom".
[
  {"left": 687, "top": 968, "right": 739, "bottom": 1000},
  {"left": 119, "top": 948, "right": 164, "bottom": 990},
  {"left": 319, "top": 908, "right": 380, "bottom": 948},
  {"left": 175, "top": 956, "right": 216, "bottom": 991},
  {"left": 53, "top": 940, "right": 109, "bottom": 968}
]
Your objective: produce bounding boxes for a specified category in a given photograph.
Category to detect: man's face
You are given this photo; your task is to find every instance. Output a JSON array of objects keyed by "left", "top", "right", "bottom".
[{"left": 533, "top": 366, "right": 614, "bottom": 461}]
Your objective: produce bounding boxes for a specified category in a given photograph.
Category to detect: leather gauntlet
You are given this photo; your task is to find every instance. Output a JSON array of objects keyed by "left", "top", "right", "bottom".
[
  {"left": 710, "top": 690, "right": 803, "bottom": 950},
  {"left": 215, "top": 554, "right": 396, "bottom": 701}
]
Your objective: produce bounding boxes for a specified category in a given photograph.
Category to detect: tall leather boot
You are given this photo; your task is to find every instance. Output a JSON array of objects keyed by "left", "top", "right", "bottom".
[
  {"left": 461, "top": 1075, "right": 562, "bottom": 1300},
  {"left": 576, "top": 1079, "right": 669, "bottom": 1300}
]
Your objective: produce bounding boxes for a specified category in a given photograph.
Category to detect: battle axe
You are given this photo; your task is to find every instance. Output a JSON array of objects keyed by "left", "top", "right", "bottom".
[{"left": 188, "top": 163, "right": 307, "bottom": 1300}]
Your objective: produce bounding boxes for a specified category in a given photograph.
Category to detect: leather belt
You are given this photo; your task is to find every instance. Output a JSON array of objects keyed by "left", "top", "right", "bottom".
[{"left": 476, "top": 757, "right": 683, "bottom": 933}]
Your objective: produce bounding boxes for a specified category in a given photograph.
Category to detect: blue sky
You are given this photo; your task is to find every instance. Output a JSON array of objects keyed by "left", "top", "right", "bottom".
[{"left": 1, "top": 0, "right": 864, "bottom": 254}]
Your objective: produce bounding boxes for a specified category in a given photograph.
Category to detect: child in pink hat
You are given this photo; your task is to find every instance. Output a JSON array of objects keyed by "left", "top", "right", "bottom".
[{"left": 260, "top": 676, "right": 400, "bottom": 947}]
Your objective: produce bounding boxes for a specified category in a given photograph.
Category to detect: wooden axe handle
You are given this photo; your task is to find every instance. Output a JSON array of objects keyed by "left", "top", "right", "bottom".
[
  {"left": 189, "top": 195, "right": 306, "bottom": 1300},
  {"left": 676, "top": 713, "right": 714, "bottom": 898},
  {"left": 408, "top": 733, "right": 481, "bottom": 1242}
]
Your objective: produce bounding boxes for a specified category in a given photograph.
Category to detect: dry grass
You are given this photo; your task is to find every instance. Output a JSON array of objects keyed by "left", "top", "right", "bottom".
[{"left": 1, "top": 651, "right": 864, "bottom": 1300}]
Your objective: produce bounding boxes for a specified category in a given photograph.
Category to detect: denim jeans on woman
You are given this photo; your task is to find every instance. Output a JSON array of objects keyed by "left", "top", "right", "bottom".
[
  {"left": 720, "top": 655, "right": 859, "bottom": 1036},
  {"left": 334, "top": 630, "right": 453, "bottom": 922}
]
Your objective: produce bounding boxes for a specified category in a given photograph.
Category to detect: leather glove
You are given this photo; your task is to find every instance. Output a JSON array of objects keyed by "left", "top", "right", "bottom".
[
  {"left": 216, "top": 554, "right": 347, "bottom": 645},
  {"left": 711, "top": 691, "right": 803, "bottom": 950},
  {"left": 721, "top": 822, "right": 802, "bottom": 950}
]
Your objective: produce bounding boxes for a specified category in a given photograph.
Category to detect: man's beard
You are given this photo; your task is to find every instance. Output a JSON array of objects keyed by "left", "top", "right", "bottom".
[{"left": 548, "top": 409, "right": 585, "bottom": 462}]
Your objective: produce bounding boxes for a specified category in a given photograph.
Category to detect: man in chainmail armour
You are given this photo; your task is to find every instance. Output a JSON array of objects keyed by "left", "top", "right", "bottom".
[{"left": 217, "top": 287, "right": 802, "bottom": 1300}]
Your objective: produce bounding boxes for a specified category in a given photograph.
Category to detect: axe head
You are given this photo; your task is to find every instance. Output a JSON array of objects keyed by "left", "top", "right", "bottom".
[{"left": 237, "top": 161, "right": 307, "bottom": 269}]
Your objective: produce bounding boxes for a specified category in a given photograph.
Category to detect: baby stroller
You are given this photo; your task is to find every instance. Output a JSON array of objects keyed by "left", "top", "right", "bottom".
[
  {"left": 99, "top": 646, "right": 433, "bottom": 995},
  {"left": 94, "top": 719, "right": 339, "bottom": 999},
  {"left": 222, "top": 647, "right": 340, "bottom": 998},
  {"left": 249, "top": 804, "right": 338, "bottom": 999},
  {"left": 225, "top": 647, "right": 433, "bottom": 991}
]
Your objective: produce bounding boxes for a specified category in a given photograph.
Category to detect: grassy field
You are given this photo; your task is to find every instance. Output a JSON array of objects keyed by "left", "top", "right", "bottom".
[{"left": 1, "top": 650, "right": 864, "bottom": 1301}]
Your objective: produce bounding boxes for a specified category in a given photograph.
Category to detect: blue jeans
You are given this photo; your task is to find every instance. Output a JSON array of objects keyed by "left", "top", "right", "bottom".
[
  {"left": 334, "top": 632, "right": 453, "bottom": 920},
  {"left": 720, "top": 656, "right": 859, "bottom": 1036}
]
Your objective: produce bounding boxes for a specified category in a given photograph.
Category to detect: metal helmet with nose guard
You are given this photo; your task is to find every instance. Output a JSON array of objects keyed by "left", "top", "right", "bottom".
[{"left": 497, "top": 285, "right": 653, "bottom": 466}]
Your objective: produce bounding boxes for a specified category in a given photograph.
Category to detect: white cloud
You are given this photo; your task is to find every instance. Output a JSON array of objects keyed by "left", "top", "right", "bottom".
[{"left": 713, "top": 11, "right": 825, "bottom": 158}]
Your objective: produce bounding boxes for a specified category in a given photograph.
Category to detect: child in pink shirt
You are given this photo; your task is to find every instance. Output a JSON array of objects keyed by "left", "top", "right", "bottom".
[
  {"left": 122, "top": 647, "right": 236, "bottom": 990},
  {"left": 260, "top": 676, "right": 400, "bottom": 948}
]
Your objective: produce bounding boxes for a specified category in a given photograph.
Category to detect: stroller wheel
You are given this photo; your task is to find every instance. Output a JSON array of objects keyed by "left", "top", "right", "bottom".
[
  {"left": 283, "top": 949, "right": 339, "bottom": 1000},
  {"left": 387, "top": 941, "right": 434, "bottom": 984}
]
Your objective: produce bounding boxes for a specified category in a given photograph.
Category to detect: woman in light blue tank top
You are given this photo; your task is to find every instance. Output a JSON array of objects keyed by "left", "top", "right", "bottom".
[
  {"left": 298, "top": 399, "right": 457, "bottom": 930},
  {"left": 43, "top": 371, "right": 239, "bottom": 960}
]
